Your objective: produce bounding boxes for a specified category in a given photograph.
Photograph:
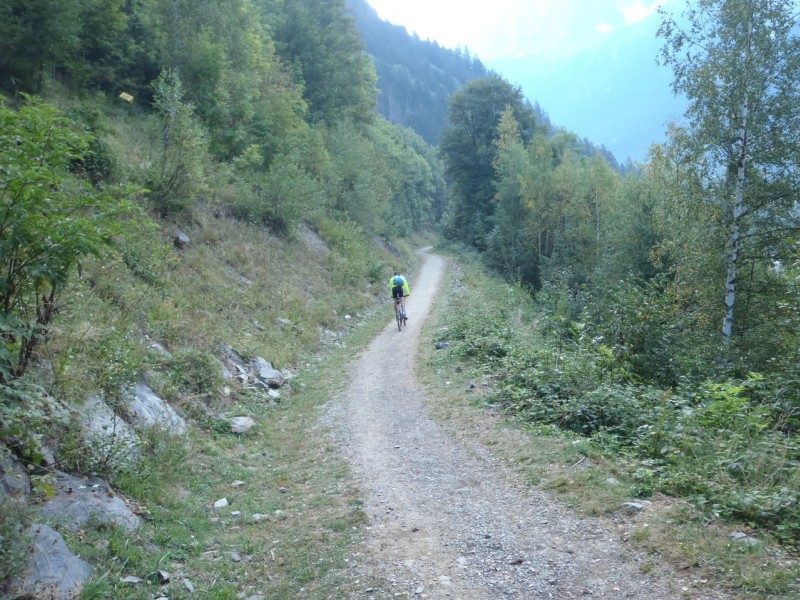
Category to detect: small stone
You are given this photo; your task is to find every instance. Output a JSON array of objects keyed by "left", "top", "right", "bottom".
[
  {"left": 183, "top": 578, "right": 195, "bottom": 592},
  {"left": 231, "top": 480, "right": 246, "bottom": 487},
  {"left": 623, "top": 502, "right": 645, "bottom": 512},
  {"left": 121, "top": 576, "right": 143, "bottom": 585},
  {"left": 213, "top": 498, "right": 229, "bottom": 509},
  {"left": 230, "top": 416, "right": 256, "bottom": 434},
  {"left": 173, "top": 229, "right": 190, "bottom": 248},
  {"left": 731, "top": 532, "right": 759, "bottom": 545}
]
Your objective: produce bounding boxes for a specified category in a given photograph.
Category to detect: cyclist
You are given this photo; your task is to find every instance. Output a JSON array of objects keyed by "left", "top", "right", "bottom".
[{"left": 389, "top": 272, "right": 411, "bottom": 323}]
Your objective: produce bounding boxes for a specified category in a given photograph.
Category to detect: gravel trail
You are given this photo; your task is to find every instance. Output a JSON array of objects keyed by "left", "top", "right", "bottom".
[{"left": 326, "top": 249, "right": 734, "bottom": 600}]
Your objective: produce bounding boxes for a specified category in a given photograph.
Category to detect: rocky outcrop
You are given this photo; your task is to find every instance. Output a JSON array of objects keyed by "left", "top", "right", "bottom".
[
  {"left": 38, "top": 471, "right": 142, "bottom": 532},
  {"left": 6, "top": 524, "right": 92, "bottom": 600},
  {"left": 127, "top": 381, "right": 187, "bottom": 434},
  {"left": 77, "top": 395, "right": 142, "bottom": 469}
]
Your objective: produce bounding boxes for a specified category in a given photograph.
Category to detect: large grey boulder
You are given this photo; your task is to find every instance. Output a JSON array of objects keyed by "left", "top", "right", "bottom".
[
  {"left": 7, "top": 524, "right": 92, "bottom": 600},
  {"left": 78, "top": 395, "right": 141, "bottom": 468},
  {"left": 127, "top": 381, "right": 187, "bottom": 435},
  {"left": 38, "top": 471, "right": 142, "bottom": 532}
]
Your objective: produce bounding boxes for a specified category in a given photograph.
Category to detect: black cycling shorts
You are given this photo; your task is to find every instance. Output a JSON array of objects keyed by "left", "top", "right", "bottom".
[{"left": 391, "top": 285, "right": 405, "bottom": 298}]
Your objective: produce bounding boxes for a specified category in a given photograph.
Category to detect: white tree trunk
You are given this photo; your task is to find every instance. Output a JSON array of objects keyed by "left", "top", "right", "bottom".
[{"left": 722, "top": 20, "right": 753, "bottom": 344}]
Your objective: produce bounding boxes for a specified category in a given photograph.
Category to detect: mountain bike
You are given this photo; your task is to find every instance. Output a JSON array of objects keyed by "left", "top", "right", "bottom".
[{"left": 393, "top": 296, "right": 407, "bottom": 331}]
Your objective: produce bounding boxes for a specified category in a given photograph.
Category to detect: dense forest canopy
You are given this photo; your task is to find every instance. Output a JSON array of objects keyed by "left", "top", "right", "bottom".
[
  {"left": 347, "top": 0, "right": 489, "bottom": 145},
  {"left": 1, "top": 0, "right": 800, "bottom": 559}
]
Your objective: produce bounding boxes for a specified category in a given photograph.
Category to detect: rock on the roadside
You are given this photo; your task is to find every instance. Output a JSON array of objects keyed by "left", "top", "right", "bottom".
[
  {"left": 229, "top": 416, "right": 256, "bottom": 434},
  {"left": 38, "top": 472, "right": 142, "bottom": 532},
  {"left": 251, "top": 358, "right": 285, "bottom": 388},
  {"left": 173, "top": 228, "right": 190, "bottom": 248},
  {"left": 127, "top": 381, "right": 187, "bottom": 435},
  {"left": 77, "top": 395, "right": 142, "bottom": 468},
  {"left": 7, "top": 524, "right": 92, "bottom": 600}
]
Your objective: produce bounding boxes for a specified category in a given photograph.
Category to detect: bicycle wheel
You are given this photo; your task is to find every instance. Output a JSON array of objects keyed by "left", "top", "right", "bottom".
[{"left": 395, "top": 302, "right": 402, "bottom": 331}]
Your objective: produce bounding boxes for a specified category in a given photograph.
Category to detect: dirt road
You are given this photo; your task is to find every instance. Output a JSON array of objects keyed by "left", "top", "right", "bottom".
[{"left": 327, "top": 249, "right": 731, "bottom": 599}]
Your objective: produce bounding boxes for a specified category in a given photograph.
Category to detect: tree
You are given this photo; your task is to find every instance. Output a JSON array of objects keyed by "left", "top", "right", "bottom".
[
  {"left": 658, "top": 0, "right": 800, "bottom": 346},
  {"left": 0, "top": 0, "right": 131, "bottom": 93},
  {"left": 0, "top": 0, "right": 82, "bottom": 92},
  {"left": 0, "top": 99, "right": 139, "bottom": 383},
  {"left": 153, "top": 0, "right": 308, "bottom": 161},
  {"left": 146, "top": 69, "right": 210, "bottom": 216},
  {"left": 268, "top": 0, "right": 377, "bottom": 126},
  {"left": 439, "top": 74, "right": 536, "bottom": 250},
  {"left": 487, "top": 107, "right": 537, "bottom": 283}
]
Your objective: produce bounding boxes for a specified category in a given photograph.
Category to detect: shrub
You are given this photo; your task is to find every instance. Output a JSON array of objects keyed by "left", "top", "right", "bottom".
[{"left": 0, "top": 97, "right": 140, "bottom": 383}]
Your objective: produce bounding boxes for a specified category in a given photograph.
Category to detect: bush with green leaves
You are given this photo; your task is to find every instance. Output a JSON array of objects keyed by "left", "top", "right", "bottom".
[
  {"left": 0, "top": 497, "right": 31, "bottom": 583},
  {"left": 146, "top": 69, "right": 210, "bottom": 217},
  {"left": 0, "top": 96, "right": 140, "bottom": 384},
  {"left": 0, "top": 379, "right": 71, "bottom": 469},
  {"left": 441, "top": 252, "right": 800, "bottom": 547},
  {"left": 230, "top": 145, "right": 329, "bottom": 233}
]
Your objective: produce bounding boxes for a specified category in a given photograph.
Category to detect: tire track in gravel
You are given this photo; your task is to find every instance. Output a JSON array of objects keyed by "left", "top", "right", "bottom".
[{"left": 327, "top": 248, "right": 735, "bottom": 600}]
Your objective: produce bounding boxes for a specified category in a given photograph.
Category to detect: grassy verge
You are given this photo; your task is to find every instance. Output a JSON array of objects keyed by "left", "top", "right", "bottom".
[
  {"left": 416, "top": 248, "right": 799, "bottom": 599},
  {"left": 70, "top": 307, "right": 390, "bottom": 600},
  {"left": 0, "top": 195, "right": 429, "bottom": 597}
]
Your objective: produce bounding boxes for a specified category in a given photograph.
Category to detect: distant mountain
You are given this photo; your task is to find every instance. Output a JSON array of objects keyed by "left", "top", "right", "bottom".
[
  {"left": 349, "top": 0, "right": 684, "bottom": 164},
  {"left": 347, "top": 0, "right": 488, "bottom": 145},
  {"left": 486, "top": 18, "right": 688, "bottom": 163}
]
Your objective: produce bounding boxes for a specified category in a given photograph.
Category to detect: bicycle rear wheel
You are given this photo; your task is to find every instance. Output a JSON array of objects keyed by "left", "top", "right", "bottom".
[{"left": 395, "top": 302, "right": 402, "bottom": 331}]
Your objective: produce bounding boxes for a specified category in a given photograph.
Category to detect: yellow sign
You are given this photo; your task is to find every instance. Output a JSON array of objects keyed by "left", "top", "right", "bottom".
[{"left": 118, "top": 92, "right": 134, "bottom": 104}]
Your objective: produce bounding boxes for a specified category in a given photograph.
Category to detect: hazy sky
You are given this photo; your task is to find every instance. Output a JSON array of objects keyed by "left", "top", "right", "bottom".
[{"left": 365, "top": 0, "right": 680, "bottom": 62}]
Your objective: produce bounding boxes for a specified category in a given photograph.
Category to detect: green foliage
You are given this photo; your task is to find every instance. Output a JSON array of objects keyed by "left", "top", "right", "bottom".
[
  {"left": 111, "top": 425, "right": 189, "bottom": 502},
  {"left": 0, "top": 97, "right": 140, "bottom": 382},
  {"left": 315, "top": 218, "right": 386, "bottom": 288},
  {"left": 0, "top": 498, "right": 31, "bottom": 583},
  {"left": 0, "top": 0, "right": 82, "bottom": 93},
  {"left": 146, "top": 69, "right": 210, "bottom": 216},
  {"left": 440, "top": 74, "right": 538, "bottom": 250},
  {"left": 230, "top": 145, "right": 329, "bottom": 233},
  {"left": 0, "top": 379, "right": 71, "bottom": 469},
  {"left": 440, "top": 249, "right": 800, "bottom": 548},
  {"left": 157, "top": 0, "right": 309, "bottom": 161},
  {"left": 0, "top": 0, "right": 130, "bottom": 94},
  {"left": 658, "top": 0, "right": 800, "bottom": 346},
  {"left": 269, "top": 0, "right": 377, "bottom": 126},
  {"left": 160, "top": 350, "right": 223, "bottom": 399}
]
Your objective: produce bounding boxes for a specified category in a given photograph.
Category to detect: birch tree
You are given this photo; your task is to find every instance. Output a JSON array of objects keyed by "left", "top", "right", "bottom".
[{"left": 658, "top": 0, "right": 800, "bottom": 346}]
